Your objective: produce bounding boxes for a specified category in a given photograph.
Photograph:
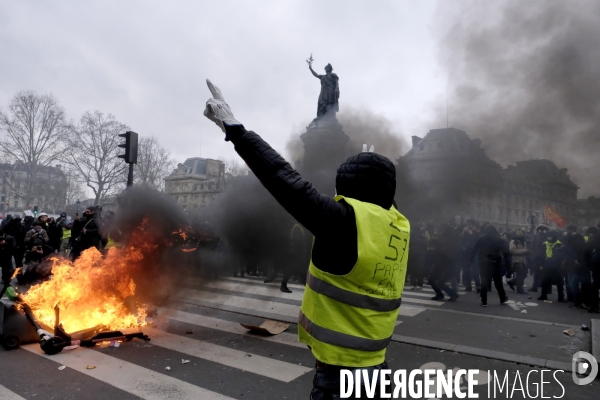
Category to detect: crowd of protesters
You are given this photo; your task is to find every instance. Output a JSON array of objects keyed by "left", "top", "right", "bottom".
[
  {"left": 2, "top": 203, "right": 599, "bottom": 313},
  {"left": 0, "top": 205, "right": 122, "bottom": 288},
  {"left": 406, "top": 218, "right": 600, "bottom": 311}
]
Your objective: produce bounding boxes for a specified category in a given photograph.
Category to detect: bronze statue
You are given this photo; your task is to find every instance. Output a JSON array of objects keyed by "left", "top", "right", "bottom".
[{"left": 307, "top": 55, "right": 339, "bottom": 118}]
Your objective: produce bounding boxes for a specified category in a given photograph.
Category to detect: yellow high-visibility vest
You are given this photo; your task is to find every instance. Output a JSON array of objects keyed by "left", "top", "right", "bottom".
[
  {"left": 105, "top": 229, "right": 123, "bottom": 249},
  {"left": 298, "top": 196, "right": 410, "bottom": 367},
  {"left": 62, "top": 227, "right": 72, "bottom": 239},
  {"left": 544, "top": 240, "right": 562, "bottom": 258}
]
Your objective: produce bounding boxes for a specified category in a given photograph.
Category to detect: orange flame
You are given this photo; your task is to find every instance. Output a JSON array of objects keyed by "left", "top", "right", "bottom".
[{"left": 20, "top": 223, "right": 156, "bottom": 333}]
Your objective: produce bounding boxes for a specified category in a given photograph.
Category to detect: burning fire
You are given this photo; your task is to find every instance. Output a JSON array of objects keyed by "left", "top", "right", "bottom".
[{"left": 20, "top": 223, "right": 157, "bottom": 333}]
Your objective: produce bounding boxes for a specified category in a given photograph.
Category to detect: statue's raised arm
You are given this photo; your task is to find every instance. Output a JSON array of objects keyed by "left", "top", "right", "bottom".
[{"left": 309, "top": 64, "right": 321, "bottom": 79}]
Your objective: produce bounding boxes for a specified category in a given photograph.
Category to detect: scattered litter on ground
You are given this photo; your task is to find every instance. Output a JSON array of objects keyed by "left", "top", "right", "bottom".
[
  {"left": 58, "top": 366, "right": 66, "bottom": 370},
  {"left": 245, "top": 354, "right": 252, "bottom": 357},
  {"left": 185, "top": 330, "right": 193, "bottom": 334},
  {"left": 109, "top": 340, "right": 120, "bottom": 347},
  {"left": 544, "top": 300, "right": 553, "bottom": 304},
  {"left": 165, "top": 366, "right": 171, "bottom": 371},
  {"left": 63, "top": 345, "right": 79, "bottom": 351},
  {"left": 241, "top": 320, "right": 290, "bottom": 335},
  {"left": 521, "top": 310, "right": 527, "bottom": 314},
  {"left": 582, "top": 324, "right": 589, "bottom": 331},
  {"left": 86, "top": 365, "right": 96, "bottom": 370},
  {"left": 182, "top": 359, "right": 190, "bottom": 364},
  {"left": 563, "top": 329, "right": 575, "bottom": 337}
]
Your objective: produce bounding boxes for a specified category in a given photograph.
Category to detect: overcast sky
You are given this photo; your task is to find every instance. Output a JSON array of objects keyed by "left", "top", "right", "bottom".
[{"left": 0, "top": 1, "right": 444, "bottom": 166}]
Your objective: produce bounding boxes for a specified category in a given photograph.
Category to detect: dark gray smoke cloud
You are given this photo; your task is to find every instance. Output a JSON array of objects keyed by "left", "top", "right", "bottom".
[
  {"left": 433, "top": 0, "right": 600, "bottom": 196},
  {"left": 286, "top": 107, "right": 408, "bottom": 168}
]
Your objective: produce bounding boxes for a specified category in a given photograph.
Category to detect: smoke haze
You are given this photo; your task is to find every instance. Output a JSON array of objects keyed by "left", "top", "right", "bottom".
[
  {"left": 286, "top": 107, "right": 409, "bottom": 168},
  {"left": 433, "top": 0, "right": 600, "bottom": 196}
]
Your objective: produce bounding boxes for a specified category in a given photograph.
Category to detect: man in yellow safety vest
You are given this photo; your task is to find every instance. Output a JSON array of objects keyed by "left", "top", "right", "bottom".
[{"left": 204, "top": 81, "right": 409, "bottom": 398}]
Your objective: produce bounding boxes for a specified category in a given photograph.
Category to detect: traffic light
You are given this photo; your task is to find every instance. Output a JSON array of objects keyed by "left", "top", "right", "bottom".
[
  {"left": 118, "top": 131, "right": 139, "bottom": 164},
  {"left": 33, "top": 205, "right": 38, "bottom": 216}
]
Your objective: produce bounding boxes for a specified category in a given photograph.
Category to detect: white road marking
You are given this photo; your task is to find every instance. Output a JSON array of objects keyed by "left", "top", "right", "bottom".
[
  {"left": 177, "top": 287, "right": 432, "bottom": 321},
  {"left": 178, "top": 288, "right": 302, "bottom": 318},
  {"left": 158, "top": 308, "right": 306, "bottom": 348},
  {"left": 0, "top": 385, "right": 26, "bottom": 400},
  {"left": 398, "top": 306, "right": 426, "bottom": 317},
  {"left": 22, "top": 344, "right": 234, "bottom": 400},
  {"left": 205, "top": 280, "right": 304, "bottom": 301},
  {"left": 225, "top": 276, "right": 305, "bottom": 289},
  {"left": 143, "top": 327, "right": 312, "bottom": 382},
  {"left": 196, "top": 280, "right": 443, "bottom": 305}
]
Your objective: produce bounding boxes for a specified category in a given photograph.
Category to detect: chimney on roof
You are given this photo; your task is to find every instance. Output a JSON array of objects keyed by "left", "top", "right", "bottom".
[{"left": 411, "top": 136, "right": 422, "bottom": 147}]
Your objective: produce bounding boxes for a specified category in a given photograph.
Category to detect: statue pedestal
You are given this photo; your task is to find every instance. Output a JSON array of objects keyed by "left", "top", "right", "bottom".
[{"left": 300, "top": 115, "right": 349, "bottom": 196}]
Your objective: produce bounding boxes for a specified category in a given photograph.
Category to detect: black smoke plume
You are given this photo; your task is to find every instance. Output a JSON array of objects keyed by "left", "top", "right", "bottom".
[{"left": 433, "top": 0, "right": 600, "bottom": 196}]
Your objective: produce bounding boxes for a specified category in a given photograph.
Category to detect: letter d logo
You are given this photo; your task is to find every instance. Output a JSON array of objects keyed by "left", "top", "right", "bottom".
[{"left": 572, "top": 351, "right": 598, "bottom": 385}]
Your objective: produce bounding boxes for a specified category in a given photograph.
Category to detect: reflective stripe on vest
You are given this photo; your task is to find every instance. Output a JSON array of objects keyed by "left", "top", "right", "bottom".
[
  {"left": 298, "top": 195, "right": 410, "bottom": 367},
  {"left": 306, "top": 273, "right": 402, "bottom": 312},
  {"left": 299, "top": 311, "right": 391, "bottom": 352}
]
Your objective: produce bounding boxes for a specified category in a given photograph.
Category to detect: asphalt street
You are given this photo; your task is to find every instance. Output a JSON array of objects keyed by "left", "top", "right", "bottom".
[{"left": 1, "top": 275, "right": 598, "bottom": 399}]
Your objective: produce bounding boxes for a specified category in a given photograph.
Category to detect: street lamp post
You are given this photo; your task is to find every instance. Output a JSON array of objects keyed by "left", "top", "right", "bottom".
[{"left": 527, "top": 214, "right": 537, "bottom": 234}]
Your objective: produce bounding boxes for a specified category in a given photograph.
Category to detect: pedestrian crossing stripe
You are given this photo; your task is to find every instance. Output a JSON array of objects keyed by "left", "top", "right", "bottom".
[
  {"left": 143, "top": 327, "right": 312, "bottom": 382},
  {"left": 176, "top": 287, "right": 431, "bottom": 323},
  {"left": 22, "top": 343, "right": 235, "bottom": 400},
  {"left": 206, "top": 279, "right": 444, "bottom": 299},
  {"left": 0, "top": 384, "right": 26, "bottom": 400},
  {"left": 158, "top": 307, "right": 306, "bottom": 348},
  {"left": 196, "top": 279, "right": 449, "bottom": 306}
]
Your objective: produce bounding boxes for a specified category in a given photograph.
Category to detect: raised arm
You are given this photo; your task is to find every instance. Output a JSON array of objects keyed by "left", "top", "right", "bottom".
[
  {"left": 309, "top": 65, "right": 320, "bottom": 79},
  {"left": 224, "top": 124, "right": 350, "bottom": 237}
]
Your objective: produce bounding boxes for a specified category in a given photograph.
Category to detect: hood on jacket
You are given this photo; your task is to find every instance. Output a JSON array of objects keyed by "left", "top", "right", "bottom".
[
  {"left": 335, "top": 152, "right": 396, "bottom": 209},
  {"left": 535, "top": 223, "right": 550, "bottom": 232}
]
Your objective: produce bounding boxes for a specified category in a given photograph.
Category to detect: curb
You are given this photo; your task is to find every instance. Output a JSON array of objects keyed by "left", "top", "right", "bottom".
[
  {"left": 592, "top": 319, "right": 600, "bottom": 363},
  {"left": 391, "top": 334, "right": 573, "bottom": 372}
]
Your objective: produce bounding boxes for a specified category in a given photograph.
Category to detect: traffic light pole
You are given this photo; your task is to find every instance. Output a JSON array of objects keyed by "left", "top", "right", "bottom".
[
  {"left": 127, "top": 163, "right": 134, "bottom": 187},
  {"left": 118, "top": 130, "right": 138, "bottom": 187}
]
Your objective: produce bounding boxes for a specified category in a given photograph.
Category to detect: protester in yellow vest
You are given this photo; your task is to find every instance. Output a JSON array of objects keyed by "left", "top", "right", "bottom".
[
  {"left": 58, "top": 217, "right": 73, "bottom": 254},
  {"left": 538, "top": 230, "right": 566, "bottom": 302},
  {"left": 102, "top": 211, "right": 123, "bottom": 251},
  {"left": 204, "top": 81, "right": 409, "bottom": 399}
]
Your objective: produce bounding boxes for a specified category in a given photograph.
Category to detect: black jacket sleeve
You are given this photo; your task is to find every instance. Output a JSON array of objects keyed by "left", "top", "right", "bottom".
[
  {"left": 225, "top": 125, "right": 352, "bottom": 238},
  {"left": 225, "top": 124, "right": 358, "bottom": 275}
]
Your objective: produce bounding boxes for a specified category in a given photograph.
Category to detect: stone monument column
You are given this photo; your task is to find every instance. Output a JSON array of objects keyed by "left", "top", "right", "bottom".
[{"left": 300, "top": 57, "right": 349, "bottom": 196}]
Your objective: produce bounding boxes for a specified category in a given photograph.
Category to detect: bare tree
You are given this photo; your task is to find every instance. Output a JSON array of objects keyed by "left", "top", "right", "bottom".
[
  {"left": 64, "top": 168, "right": 87, "bottom": 206},
  {"left": 219, "top": 157, "right": 249, "bottom": 180},
  {"left": 135, "top": 137, "right": 175, "bottom": 191},
  {"left": 0, "top": 91, "right": 69, "bottom": 206},
  {"left": 67, "top": 111, "right": 129, "bottom": 205}
]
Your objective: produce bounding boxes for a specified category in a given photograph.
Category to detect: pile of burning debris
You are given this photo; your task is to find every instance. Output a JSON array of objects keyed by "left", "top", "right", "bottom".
[
  {"left": 0, "top": 219, "right": 202, "bottom": 354},
  {"left": 1, "top": 287, "right": 149, "bottom": 354}
]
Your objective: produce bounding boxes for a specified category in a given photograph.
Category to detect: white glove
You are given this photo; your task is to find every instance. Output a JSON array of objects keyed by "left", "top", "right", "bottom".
[{"left": 203, "top": 79, "right": 241, "bottom": 134}]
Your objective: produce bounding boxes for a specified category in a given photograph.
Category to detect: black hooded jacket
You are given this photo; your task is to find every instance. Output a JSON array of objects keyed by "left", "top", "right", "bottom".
[
  {"left": 2, "top": 216, "right": 26, "bottom": 246},
  {"left": 224, "top": 125, "right": 397, "bottom": 275}
]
